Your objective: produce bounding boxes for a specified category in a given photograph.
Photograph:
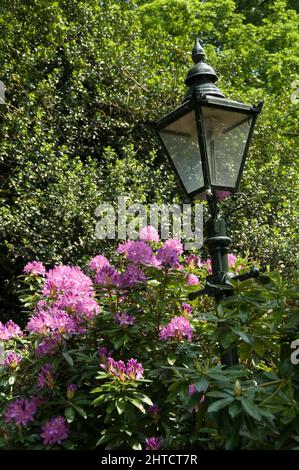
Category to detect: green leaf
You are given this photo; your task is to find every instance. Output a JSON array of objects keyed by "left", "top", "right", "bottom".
[
  {"left": 206, "top": 390, "right": 232, "bottom": 399},
  {"left": 195, "top": 378, "right": 209, "bottom": 392},
  {"left": 239, "top": 305, "right": 249, "bottom": 324},
  {"left": 231, "top": 329, "right": 253, "bottom": 344},
  {"left": 133, "top": 393, "right": 153, "bottom": 406},
  {"left": 219, "top": 329, "right": 235, "bottom": 348},
  {"left": 116, "top": 399, "right": 126, "bottom": 415},
  {"left": 167, "top": 353, "right": 177, "bottom": 365},
  {"left": 114, "top": 336, "right": 124, "bottom": 350},
  {"left": 131, "top": 442, "right": 142, "bottom": 451},
  {"left": 128, "top": 398, "right": 146, "bottom": 414},
  {"left": 207, "top": 397, "right": 234, "bottom": 413},
  {"left": 241, "top": 398, "right": 262, "bottom": 421},
  {"left": 72, "top": 404, "right": 87, "bottom": 419},
  {"left": 8, "top": 376, "right": 15, "bottom": 385},
  {"left": 62, "top": 352, "right": 73, "bottom": 367},
  {"left": 65, "top": 406, "right": 76, "bottom": 423},
  {"left": 228, "top": 401, "right": 242, "bottom": 419}
]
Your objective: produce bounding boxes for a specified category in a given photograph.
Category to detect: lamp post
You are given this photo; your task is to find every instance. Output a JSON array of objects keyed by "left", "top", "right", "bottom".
[{"left": 154, "top": 39, "right": 263, "bottom": 366}]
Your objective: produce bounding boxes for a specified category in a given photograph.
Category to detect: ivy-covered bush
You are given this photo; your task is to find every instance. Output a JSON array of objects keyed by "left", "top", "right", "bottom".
[{"left": 0, "top": 228, "right": 298, "bottom": 450}]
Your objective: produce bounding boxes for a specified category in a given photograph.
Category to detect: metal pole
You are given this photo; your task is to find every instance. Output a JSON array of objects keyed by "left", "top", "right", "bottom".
[{"left": 205, "top": 192, "right": 239, "bottom": 367}]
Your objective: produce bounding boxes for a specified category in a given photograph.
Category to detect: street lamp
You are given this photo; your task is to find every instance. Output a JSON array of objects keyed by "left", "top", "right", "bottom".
[{"left": 154, "top": 39, "right": 263, "bottom": 366}]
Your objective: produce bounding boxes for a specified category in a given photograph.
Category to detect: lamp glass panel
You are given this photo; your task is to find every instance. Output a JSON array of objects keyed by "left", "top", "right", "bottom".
[
  {"left": 202, "top": 106, "right": 253, "bottom": 188},
  {"left": 159, "top": 111, "right": 204, "bottom": 194}
]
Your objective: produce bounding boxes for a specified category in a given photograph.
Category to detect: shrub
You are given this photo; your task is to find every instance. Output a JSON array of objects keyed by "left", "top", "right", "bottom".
[{"left": 0, "top": 229, "right": 298, "bottom": 450}]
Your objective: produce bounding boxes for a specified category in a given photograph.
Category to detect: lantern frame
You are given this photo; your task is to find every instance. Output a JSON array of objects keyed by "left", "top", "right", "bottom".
[{"left": 155, "top": 91, "right": 263, "bottom": 200}]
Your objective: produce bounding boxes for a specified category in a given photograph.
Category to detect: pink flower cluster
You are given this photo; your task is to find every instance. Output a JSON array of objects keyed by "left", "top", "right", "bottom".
[
  {"left": 117, "top": 233, "right": 184, "bottom": 269},
  {"left": 199, "top": 258, "right": 212, "bottom": 273},
  {"left": 199, "top": 255, "right": 239, "bottom": 273},
  {"left": 148, "top": 404, "right": 161, "bottom": 419},
  {"left": 185, "top": 254, "right": 200, "bottom": 268},
  {"left": 66, "top": 383, "right": 77, "bottom": 400},
  {"left": 145, "top": 437, "right": 162, "bottom": 450},
  {"left": 27, "top": 308, "right": 79, "bottom": 336},
  {"left": 35, "top": 334, "right": 64, "bottom": 357},
  {"left": 5, "top": 398, "right": 38, "bottom": 426},
  {"left": 4, "top": 352, "right": 22, "bottom": 368},
  {"left": 187, "top": 274, "right": 199, "bottom": 285},
  {"left": 118, "top": 264, "right": 146, "bottom": 288},
  {"left": 181, "top": 303, "right": 193, "bottom": 315},
  {"left": 107, "top": 357, "right": 144, "bottom": 381},
  {"left": 115, "top": 312, "right": 135, "bottom": 327},
  {"left": 41, "top": 416, "right": 69, "bottom": 445},
  {"left": 23, "top": 261, "right": 46, "bottom": 276},
  {"left": 139, "top": 226, "right": 160, "bottom": 242},
  {"left": 126, "top": 240, "right": 157, "bottom": 266},
  {"left": 37, "top": 363, "right": 55, "bottom": 389},
  {"left": 89, "top": 255, "right": 110, "bottom": 272},
  {"left": 94, "top": 261, "right": 147, "bottom": 289},
  {"left": 159, "top": 316, "right": 193, "bottom": 341},
  {"left": 95, "top": 265, "right": 119, "bottom": 287},
  {"left": 26, "top": 265, "right": 100, "bottom": 337},
  {"left": 0, "top": 320, "right": 23, "bottom": 341}
]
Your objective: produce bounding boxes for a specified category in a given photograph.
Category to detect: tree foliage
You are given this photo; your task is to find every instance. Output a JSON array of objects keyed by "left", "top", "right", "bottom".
[{"left": 0, "top": 0, "right": 298, "bottom": 321}]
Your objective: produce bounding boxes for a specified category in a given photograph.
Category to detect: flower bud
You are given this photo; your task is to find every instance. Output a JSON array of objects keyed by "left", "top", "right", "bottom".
[
  {"left": 234, "top": 379, "right": 242, "bottom": 397},
  {"left": 67, "top": 383, "right": 77, "bottom": 400}
]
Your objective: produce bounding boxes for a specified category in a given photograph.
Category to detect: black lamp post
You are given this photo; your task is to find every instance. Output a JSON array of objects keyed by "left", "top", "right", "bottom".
[{"left": 154, "top": 39, "right": 263, "bottom": 366}]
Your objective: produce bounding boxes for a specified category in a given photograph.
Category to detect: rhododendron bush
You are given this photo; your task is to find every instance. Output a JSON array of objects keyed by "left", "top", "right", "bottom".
[{"left": 0, "top": 229, "right": 299, "bottom": 450}]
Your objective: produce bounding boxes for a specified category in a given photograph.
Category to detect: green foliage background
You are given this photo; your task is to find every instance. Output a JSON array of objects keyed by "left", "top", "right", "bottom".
[{"left": 0, "top": 0, "right": 298, "bottom": 320}]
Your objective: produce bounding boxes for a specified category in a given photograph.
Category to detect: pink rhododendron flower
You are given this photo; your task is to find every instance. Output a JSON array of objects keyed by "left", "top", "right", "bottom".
[
  {"left": 159, "top": 316, "right": 193, "bottom": 341},
  {"left": 60, "top": 296, "right": 100, "bottom": 319},
  {"left": 66, "top": 383, "right": 77, "bottom": 400},
  {"left": 42, "top": 265, "right": 94, "bottom": 299},
  {"left": 163, "top": 238, "right": 184, "bottom": 255},
  {"left": 228, "top": 253, "right": 238, "bottom": 267},
  {"left": 27, "top": 308, "right": 80, "bottom": 336},
  {"left": 89, "top": 255, "right": 110, "bottom": 272},
  {"left": 107, "top": 357, "right": 144, "bottom": 381},
  {"left": 145, "top": 437, "right": 162, "bottom": 450},
  {"left": 35, "top": 334, "right": 64, "bottom": 357},
  {"left": 98, "top": 347, "right": 108, "bottom": 358},
  {"left": 125, "top": 240, "right": 157, "bottom": 266},
  {"left": 148, "top": 405, "right": 161, "bottom": 419},
  {"left": 23, "top": 261, "right": 46, "bottom": 276},
  {"left": 201, "top": 258, "right": 212, "bottom": 273},
  {"left": 26, "top": 264, "right": 100, "bottom": 338},
  {"left": 37, "top": 363, "right": 55, "bottom": 389},
  {"left": 139, "top": 225, "right": 160, "bottom": 242},
  {"left": 26, "top": 311, "right": 51, "bottom": 335},
  {"left": 117, "top": 264, "right": 146, "bottom": 288},
  {"left": 187, "top": 274, "right": 199, "bottom": 285},
  {"left": 4, "top": 351, "right": 22, "bottom": 368},
  {"left": 107, "top": 357, "right": 127, "bottom": 381},
  {"left": 188, "top": 384, "right": 197, "bottom": 397},
  {"left": 115, "top": 312, "right": 135, "bottom": 328},
  {"left": 228, "top": 253, "right": 243, "bottom": 271},
  {"left": 117, "top": 240, "right": 135, "bottom": 255},
  {"left": 156, "top": 245, "right": 179, "bottom": 268},
  {"left": 126, "top": 358, "right": 144, "bottom": 380},
  {"left": 185, "top": 254, "right": 200, "bottom": 268},
  {"left": 181, "top": 303, "right": 193, "bottom": 315},
  {"left": 95, "top": 265, "right": 120, "bottom": 287},
  {"left": 41, "top": 416, "right": 69, "bottom": 446},
  {"left": 5, "top": 398, "right": 37, "bottom": 426},
  {"left": 0, "top": 320, "right": 23, "bottom": 340}
]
